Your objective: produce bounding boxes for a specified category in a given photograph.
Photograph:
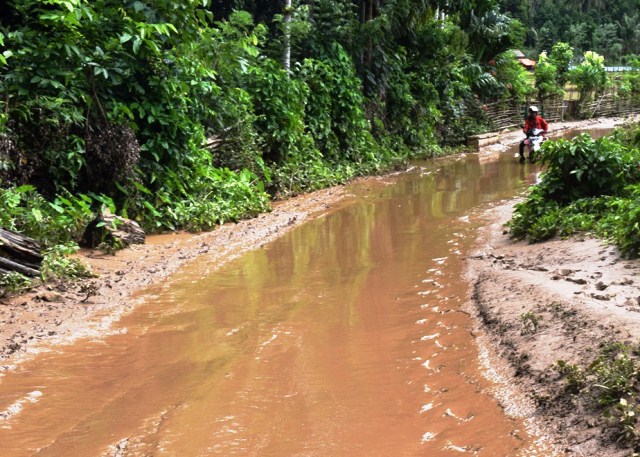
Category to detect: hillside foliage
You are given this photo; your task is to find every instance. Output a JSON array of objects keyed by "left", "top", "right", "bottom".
[{"left": 498, "top": 0, "right": 640, "bottom": 63}]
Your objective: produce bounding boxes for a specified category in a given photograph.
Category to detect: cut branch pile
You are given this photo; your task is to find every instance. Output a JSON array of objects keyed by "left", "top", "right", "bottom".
[{"left": 0, "top": 228, "right": 43, "bottom": 277}]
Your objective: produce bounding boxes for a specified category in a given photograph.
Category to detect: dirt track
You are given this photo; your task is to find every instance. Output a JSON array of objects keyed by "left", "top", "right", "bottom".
[
  {"left": 466, "top": 115, "right": 640, "bottom": 456},
  {"left": 1, "top": 116, "right": 639, "bottom": 454},
  {"left": 0, "top": 187, "right": 348, "bottom": 366},
  {"left": 466, "top": 202, "right": 640, "bottom": 457}
]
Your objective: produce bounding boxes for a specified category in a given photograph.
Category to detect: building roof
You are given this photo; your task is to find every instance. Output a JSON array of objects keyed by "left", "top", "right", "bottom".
[{"left": 518, "top": 58, "right": 537, "bottom": 68}]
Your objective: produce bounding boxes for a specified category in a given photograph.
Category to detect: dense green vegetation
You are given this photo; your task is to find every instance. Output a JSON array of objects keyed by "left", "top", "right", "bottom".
[
  {"left": 499, "top": 0, "right": 640, "bottom": 64},
  {"left": 0, "top": 0, "right": 528, "bottom": 243},
  {"left": 509, "top": 121, "right": 640, "bottom": 257}
]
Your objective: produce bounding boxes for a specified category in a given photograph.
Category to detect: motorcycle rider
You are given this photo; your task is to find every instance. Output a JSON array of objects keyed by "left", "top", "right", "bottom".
[{"left": 519, "top": 105, "right": 548, "bottom": 163}]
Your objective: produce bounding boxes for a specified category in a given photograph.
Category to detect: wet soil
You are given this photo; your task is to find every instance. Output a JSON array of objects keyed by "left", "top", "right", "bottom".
[
  {"left": 0, "top": 158, "right": 545, "bottom": 455},
  {"left": 466, "top": 203, "right": 640, "bottom": 457},
  {"left": 0, "top": 116, "right": 638, "bottom": 455},
  {"left": 465, "top": 116, "right": 640, "bottom": 456},
  {"left": 0, "top": 187, "right": 350, "bottom": 365}
]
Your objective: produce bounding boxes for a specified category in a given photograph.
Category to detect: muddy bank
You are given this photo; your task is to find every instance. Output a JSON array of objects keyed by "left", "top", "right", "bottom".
[
  {"left": 0, "top": 187, "right": 350, "bottom": 366},
  {"left": 466, "top": 113, "right": 640, "bottom": 456},
  {"left": 466, "top": 201, "right": 640, "bottom": 456}
]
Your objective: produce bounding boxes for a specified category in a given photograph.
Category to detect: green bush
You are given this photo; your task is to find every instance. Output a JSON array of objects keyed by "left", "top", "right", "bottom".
[
  {"left": 0, "top": 271, "right": 32, "bottom": 297},
  {"left": 41, "top": 243, "right": 95, "bottom": 280},
  {"left": 567, "top": 51, "right": 610, "bottom": 104},
  {"left": 509, "top": 127, "right": 640, "bottom": 256},
  {"left": 298, "top": 44, "right": 376, "bottom": 164},
  {"left": 535, "top": 51, "right": 564, "bottom": 100},
  {"left": 0, "top": 185, "right": 94, "bottom": 247},
  {"left": 605, "top": 188, "right": 640, "bottom": 257},
  {"left": 537, "top": 133, "right": 640, "bottom": 202}
]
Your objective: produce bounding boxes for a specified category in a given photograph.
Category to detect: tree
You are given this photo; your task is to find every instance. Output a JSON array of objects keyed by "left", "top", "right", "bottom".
[
  {"left": 617, "top": 13, "right": 640, "bottom": 55},
  {"left": 494, "top": 50, "right": 534, "bottom": 100},
  {"left": 466, "top": 8, "right": 514, "bottom": 62},
  {"left": 534, "top": 51, "right": 563, "bottom": 99},
  {"left": 563, "top": 0, "right": 605, "bottom": 13},
  {"left": 592, "top": 23, "right": 621, "bottom": 63},
  {"left": 537, "top": 25, "right": 555, "bottom": 52},
  {"left": 568, "top": 50, "right": 609, "bottom": 103},
  {"left": 548, "top": 42, "right": 574, "bottom": 85},
  {"left": 568, "top": 23, "right": 591, "bottom": 54}
]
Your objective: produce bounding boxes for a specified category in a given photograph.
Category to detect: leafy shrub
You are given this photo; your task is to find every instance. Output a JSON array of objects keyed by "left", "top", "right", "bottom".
[
  {"left": 0, "top": 185, "right": 94, "bottom": 247},
  {"left": 589, "top": 343, "right": 640, "bottom": 406},
  {"left": 298, "top": 44, "right": 376, "bottom": 164},
  {"left": 556, "top": 343, "right": 640, "bottom": 449},
  {"left": 494, "top": 50, "right": 535, "bottom": 101},
  {"left": 41, "top": 243, "right": 95, "bottom": 280},
  {"left": 568, "top": 51, "right": 610, "bottom": 104},
  {"left": 535, "top": 51, "right": 563, "bottom": 100},
  {"left": 604, "top": 188, "right": 640, "bottom": 257},
  {"left": 537, "top": 134, "right": 640, "bottom": 202},
  {"left": 0, "top": 271, "right": 32, "bottom": 297},
  {"left": 126, "top": 166, "right": 271, "bottom": 232},
  {"left": 509, "top": 128, "right": 640, "bottom": 254},
  {"left": 547, "top": 42, "right": 574, "bottom": 86},
  {"left": 509, "top": 188, "right": 561, "bottom": 240},
  {"left": 247, "top": 58, "right": 314, "bottom": 166}
]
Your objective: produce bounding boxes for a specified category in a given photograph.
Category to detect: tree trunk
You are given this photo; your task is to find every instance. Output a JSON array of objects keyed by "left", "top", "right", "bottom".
[
  {"left": 0, "top": 228, "right": 43, "bottom": 277},
  {"left": 283, "top": 0, "right": 292, "bottom": 73}
]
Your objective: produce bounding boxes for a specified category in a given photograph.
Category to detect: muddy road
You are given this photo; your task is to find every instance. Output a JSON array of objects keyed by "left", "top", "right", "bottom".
[{"left": 0, "top": 117, "right": 634, "bottom": 456}]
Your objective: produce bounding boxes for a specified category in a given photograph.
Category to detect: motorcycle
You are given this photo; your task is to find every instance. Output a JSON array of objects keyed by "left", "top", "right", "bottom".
[{"left": 521, "top": 128, "right": 547, "bottom": 163}]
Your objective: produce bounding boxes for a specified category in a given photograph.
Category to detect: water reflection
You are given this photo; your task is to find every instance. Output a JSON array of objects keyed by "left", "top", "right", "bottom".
[{"left": 0, "top": 150, "right": 559, "bottom": 456}]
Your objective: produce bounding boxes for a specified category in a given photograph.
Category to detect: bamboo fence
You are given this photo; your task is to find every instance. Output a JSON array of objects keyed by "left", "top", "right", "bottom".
[
  {"left": 578, "top": 92, "right": 640, "bottom": 119},
  {"left": 481, "top": 93, "right": 640, "bottom": 132},
  {"left": 482, "top": 96, "right": 566, "bottom": 131}
]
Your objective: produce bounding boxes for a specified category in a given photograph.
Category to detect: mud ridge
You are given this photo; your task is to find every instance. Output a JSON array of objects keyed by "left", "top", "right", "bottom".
[{"left": 467, "top": 200, "right": 640, "bottom": 457}]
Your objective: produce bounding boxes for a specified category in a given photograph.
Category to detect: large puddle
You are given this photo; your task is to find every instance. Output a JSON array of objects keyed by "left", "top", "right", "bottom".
[{"left": 0, "top": 134, "right": 606, "bottom": 456}]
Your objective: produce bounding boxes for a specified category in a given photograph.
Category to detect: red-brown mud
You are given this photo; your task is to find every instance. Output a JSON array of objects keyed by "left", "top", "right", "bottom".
[
  {"left": 0, "top": 187, "right": 350, "bottom": 365},
  {"left": 0, "top": 116, "right": 638, "bottom": 455}
]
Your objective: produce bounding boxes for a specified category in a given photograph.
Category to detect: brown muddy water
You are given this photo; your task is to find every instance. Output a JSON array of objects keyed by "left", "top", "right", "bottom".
[{"left": 0, "top": 134, "right": 605, "bottom": 456}]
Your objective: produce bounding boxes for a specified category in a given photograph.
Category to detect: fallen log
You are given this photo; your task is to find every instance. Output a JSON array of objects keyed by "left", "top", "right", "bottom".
[{"left": 0, "top": 228, "right": 43, "bottom": 276}]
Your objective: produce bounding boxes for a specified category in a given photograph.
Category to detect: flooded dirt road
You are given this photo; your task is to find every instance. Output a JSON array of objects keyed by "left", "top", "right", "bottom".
[{"left": 1, "top": 150, "right": 552, "bottom": 456}]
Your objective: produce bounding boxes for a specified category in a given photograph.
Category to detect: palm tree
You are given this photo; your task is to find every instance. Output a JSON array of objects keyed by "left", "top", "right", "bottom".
[
  {"left": 467, "top": 8, "right": 512, "bottom": 62},
  {"left": 616, "top": 13, "right": 640, "bottom": 55}
]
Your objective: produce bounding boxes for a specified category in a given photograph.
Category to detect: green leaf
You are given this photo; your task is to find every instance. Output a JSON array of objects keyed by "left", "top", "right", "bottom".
[
  {"left": 143, "top": 201, "right": 160, "bottom": 216},
  {"left": 132, "top": 181, "right": 152, "bottom": 195},
  {"left": 48, "top": 203, "right": 65, "bottom": 214},
  {"left": 132, "top": 36, "right": 142, "bottom": 54},
  {"left": 31, "top": 208, "right": 43, "bottom": 222},
  {"left": 120, "top": 33, "right": 133, "bottom": 43},
  {"left": 15, "top": 185, "right": 36, "bottom": 193}
]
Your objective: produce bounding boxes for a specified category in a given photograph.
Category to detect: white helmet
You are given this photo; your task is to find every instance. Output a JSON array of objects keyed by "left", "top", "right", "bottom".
[{"left": 529, "top": 105, "right": 539, "bottom": 112}]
